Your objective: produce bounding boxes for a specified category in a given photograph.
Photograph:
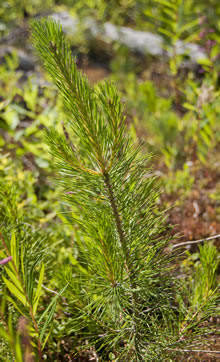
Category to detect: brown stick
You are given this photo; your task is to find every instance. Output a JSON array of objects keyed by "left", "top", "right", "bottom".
[
  {"left": 167, "top": 348, "right": 220, "bottom": 354},
  {"left": 172, "top": 234, "right": 220, "bottom": 249}
]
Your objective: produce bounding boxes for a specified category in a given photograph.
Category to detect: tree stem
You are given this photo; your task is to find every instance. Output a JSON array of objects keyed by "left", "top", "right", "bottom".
[{"left": 103, "top": 172, "right": 143, "bottom": 361}]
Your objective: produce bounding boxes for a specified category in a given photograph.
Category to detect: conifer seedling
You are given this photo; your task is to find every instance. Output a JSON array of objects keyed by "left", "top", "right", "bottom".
[{"left": 31, "top": 19, "right": 219, "bottom": 361}]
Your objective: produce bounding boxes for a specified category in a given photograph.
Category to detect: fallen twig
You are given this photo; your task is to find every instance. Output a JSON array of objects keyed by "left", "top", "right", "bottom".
[
  {"left": 172, "top": 234, "right": 220, "bottom": 249},
  {"left": 167, "top": 348, "right": 220, "bottom": 354},
  {"left": 42, "top": 284, "right": 58, "bottom": 295}
]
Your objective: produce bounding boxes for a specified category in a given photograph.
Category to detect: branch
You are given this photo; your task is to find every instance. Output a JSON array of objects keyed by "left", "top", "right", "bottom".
[{"left": 172, "top": 234, "right": 220, "bottom": 249}]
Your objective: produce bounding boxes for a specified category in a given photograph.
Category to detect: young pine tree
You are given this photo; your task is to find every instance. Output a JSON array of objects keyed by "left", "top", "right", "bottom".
[{"left": 31, "top": 19, "right": 183, "bottom": 361}]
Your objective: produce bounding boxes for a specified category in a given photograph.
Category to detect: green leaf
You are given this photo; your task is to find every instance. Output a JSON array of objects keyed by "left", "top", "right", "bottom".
[
  {"left": 200, "top": 129, "right": 211, "bottom": 147},
  {"left": 15, "top": 333, "right": 23, "bottom": 362},
  {"left": 8, "top": 313, "right": 13, "bottom": 338},
  {"left": 109, "top": 352, "right": 116, "bottom": 360},
  {"left": 3, "top": 277, "right": 27, "bottom": 306},
  {"left": 21, "top": 140, "right": 42, "bottom": 156},
  {"left": 7, "top": 295, "right": 26, "bottom": 316},
  {"left": 144, "top": 9, "right": 154, "bottom": 19},
  {"left": 33, "top": 263, "right": 44, "bottom": 316},
  {"left": 0, "top": 326, "right": 10, "bottom": 342},
  {"left": 170, "top": 58, "right": 177, "bottom": 76},
  {"left": 178, "top": 19, "right": 199, "bottom": 34},
  {"left": 20, "top": 243, "right": 25, "bottom": 280},
  {"left": 2, "top": 109, "right": 19, "bottom": 130},
  {"left": 5, "top": 265, "right": 23, "bottom": 293},
  {"left": 155, "top": 0, "right": 175, "bottom": 8},
  {"left": 157, "top": 15, "right": 175, "bottom": 28},
  {"left": 69, "top": 255, "right": 88, "bottom": 275},
  {"left": 183, "top": 103, "right": 197, "bottom": 112},
  {"left": 42, "top": 330, "right": 51, "bottom": 350},
  {"left": 39, "top": 284, "right": 68, "bottom": 341},
  {"left": 40, "top": 302, "right": 56, "bottom": 342},
  {"left": 10, "top": 232, "right": 19, "bottom": 270},
  {"left": 0, "top": 99, "right": 10, "bottom": 111},
  {"left": 158, "top": 27, "right": 174, "bottom": 39},
  {"left": 197, "top": 58, "right": 212, "bottom": 67},
  {"left": 210, "top": 44, "right": 219, "bottom": 60},
  {"left": 163, "top": 8, "right": 176, "bottom": 21}
]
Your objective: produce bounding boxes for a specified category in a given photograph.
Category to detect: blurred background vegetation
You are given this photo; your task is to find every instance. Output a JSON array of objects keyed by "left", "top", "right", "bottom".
[{"left": 0, "top": 0, "right": 220, "bottom": 359}]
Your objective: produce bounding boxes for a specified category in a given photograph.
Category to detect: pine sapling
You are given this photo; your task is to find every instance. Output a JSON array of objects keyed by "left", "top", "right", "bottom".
[{"left": 31, "top": 19, "right": 218, "bottom": 361}]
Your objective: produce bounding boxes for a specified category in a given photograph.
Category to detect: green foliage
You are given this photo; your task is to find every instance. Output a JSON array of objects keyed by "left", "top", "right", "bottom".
[
  {"left": 183, "top": 77, "right": 220, "bottom": 163},
  {"left": 180, "top": 243, "right": 219, "bottom": 337},
  {"left": 60, "top": 0, "right": 220, "bottom": 35},
  {"left": 192, "top": 243, "right": 219, "bottom": 305},
  {"left": 111, "top": 41, "right": 220, "bottom": 172},
  {"left": 105, "top": 0, "right": 220, "bottom": 174},
  {"left": 0, "top": 150, "right": 71, "bottom": 359},
  {"left": 0, "top": 0, "right": 54, "bottom": 34},
  {"left": 0, "top": 182, "right": 44, "bottom": 357},
  {"left": 0, "top": 307, "right": 23, "bottom": 362},
  {"left": 113, "top": 75, "right": 181, "bottom": 166},
  {"left": 144, "top": 0, "right": 200, "bottom": 75},
  {"left": 0, "top": 52, "right": 64, "bottom": 169},
  {"left": 164, "top": 163, "right": 194, "bottom": 198}
]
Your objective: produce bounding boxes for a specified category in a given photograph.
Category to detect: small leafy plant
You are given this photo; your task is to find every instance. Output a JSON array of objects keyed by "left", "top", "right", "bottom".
[{"left": 0, "top": 154, "right": 67, "bottom": 360}]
